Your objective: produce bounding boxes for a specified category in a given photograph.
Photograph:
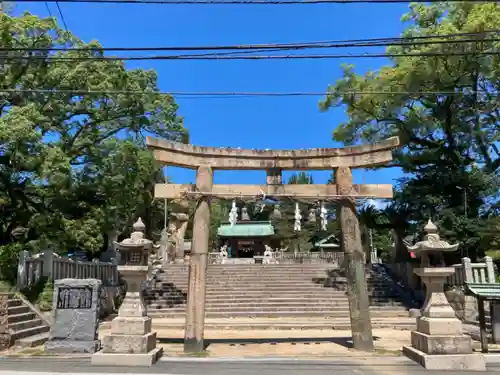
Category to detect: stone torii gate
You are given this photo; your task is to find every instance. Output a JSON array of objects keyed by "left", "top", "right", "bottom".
[{"left": 146, "top": 136, "right": 400, "bottom": 353}]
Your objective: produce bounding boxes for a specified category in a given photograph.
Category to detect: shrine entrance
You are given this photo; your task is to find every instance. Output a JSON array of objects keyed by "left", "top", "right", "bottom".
[
  {"left": 217, "top": 220, "right": 274, "bottom": 260},
  {"left": 147, "top": 135, "right": 399, "bottom": 353}
]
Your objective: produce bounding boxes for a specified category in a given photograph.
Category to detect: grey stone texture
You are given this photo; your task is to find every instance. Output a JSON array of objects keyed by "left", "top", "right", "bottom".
[
  {"left": 44, "top": 278, "right": 102, "bottom": 354},
  {"left": 0, "top": 293, "right": 10, "bottom": 350}
]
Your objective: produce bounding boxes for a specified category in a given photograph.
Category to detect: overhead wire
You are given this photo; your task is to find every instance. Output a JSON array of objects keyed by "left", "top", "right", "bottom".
[
  {"left": 2, "top": 50, "right": 500, "bottom": 61},
  {"left": 55, "top": 2, "right": 70, "bottom": 32},
  {"left": 3, "top": 30, "right": 500, "bottom": 52},
  {"left": 44, "top": 2, "right": 54, "bottom": 17},
  {"left": 0, "top": 88, "right": 497, "bottom": 97},
  {"left": 10, "top": 0, "right": 500, "bottom": 4}
]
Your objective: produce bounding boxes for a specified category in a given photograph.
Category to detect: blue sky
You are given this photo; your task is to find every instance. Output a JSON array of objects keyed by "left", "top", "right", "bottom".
[{"left": 14, "top": 2, "right": 408, "bottom": 198}]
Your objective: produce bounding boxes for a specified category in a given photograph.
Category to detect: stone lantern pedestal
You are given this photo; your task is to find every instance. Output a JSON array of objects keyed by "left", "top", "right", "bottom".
[
  {"left": 402, "top": 220, "right": 485, "bottom": 371},
  {"left": 92, "top": 219, "right": 162, "bottom": 367}
]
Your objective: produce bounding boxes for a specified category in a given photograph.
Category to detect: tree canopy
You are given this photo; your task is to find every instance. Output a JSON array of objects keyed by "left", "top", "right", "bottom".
[
  {"left": 320, "top": 2, "right": 500, "bottom": 261},
  {"left": 0, "top": 13, "right": 187, "bottom": 257}
]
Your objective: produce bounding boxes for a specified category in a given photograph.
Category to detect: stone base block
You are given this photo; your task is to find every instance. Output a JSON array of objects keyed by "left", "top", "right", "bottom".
[
  {"left": 411, "top": 331, "right": 473, "bottom": 354},
  {"left": 102, "top": 332, "right": 156, "bottom": 354},
  {"left": 111, "top": 316, "right": 152, "bottom": 335},
  {"left": 91, "top": 347, "right": 163, "bottom": 367},
  {"left": 44, "top": 339, "right": 100, "bottom": 354},
  {"left": 403, "top": 345, "right": 486, "bottom": 371},
  {"left": 417, "top": 316, "right": 462, "bottom": 335}
]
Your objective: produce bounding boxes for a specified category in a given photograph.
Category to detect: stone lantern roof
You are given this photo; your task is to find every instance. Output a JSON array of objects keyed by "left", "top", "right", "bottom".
[
  {"left": 406, "top": 219, "right": 459, "bottom": 257},
  {"left": 116, "top": 218, "right": 153, "bottom": 250}
]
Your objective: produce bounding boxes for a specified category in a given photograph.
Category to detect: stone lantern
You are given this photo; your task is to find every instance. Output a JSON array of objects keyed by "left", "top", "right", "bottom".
[
  {"left": 92, "top": 218, "right": 162, "bottom": 366},
  {"left": 402, "top": 219, "right": 485, "bottom": 371}
]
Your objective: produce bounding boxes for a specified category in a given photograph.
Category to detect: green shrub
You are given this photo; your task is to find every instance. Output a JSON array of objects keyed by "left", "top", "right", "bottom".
[
  {"left": 0, "top": 243, "right": 23, "bottom": 285},
  {"left": 37, "top": 280, "right": 54, "bottom": 311},
  {"left": 20, "top": 277, "right": 48, "bottom": 304}
]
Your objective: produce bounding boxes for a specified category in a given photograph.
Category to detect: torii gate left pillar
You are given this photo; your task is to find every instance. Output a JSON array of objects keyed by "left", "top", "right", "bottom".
[
  {"left": 183, "top": 166, "right": 212, "bottom": 352},
  {"left": 147, "top": 136, "right": 400, "bottom": 354}
]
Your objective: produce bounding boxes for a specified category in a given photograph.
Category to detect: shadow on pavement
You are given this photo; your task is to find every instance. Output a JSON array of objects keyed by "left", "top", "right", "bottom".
[{"left": 158, "top": 335, "right": 381, "bottom": 350}]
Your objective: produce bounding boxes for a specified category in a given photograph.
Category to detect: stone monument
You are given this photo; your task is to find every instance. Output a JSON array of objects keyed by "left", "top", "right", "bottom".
[
  {"left": 402, "top": 219, "right": 486, "bottom": 371},
  {"left": 45, "top": 279, "right": 101, "bottom": 353},
  {"left": 92, "top": 218, "right": 162, "bottom": 366}
]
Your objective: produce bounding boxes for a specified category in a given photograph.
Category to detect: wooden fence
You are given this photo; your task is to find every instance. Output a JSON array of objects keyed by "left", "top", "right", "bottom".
[{"left": 17, "top": 250, "right": 119, "bottom": 289}]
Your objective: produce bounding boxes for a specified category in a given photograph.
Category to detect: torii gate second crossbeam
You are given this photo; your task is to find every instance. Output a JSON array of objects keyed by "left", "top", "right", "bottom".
[{"left": 146, "top": 136, "right": 400, "bottom": 353}]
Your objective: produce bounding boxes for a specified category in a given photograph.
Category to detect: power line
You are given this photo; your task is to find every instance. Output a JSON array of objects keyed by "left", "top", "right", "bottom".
[
  {"left": 4, "top": 33, "right": 500, "bottom": 53},
  {"left": 45, "top": 2, "right": 54, "bottom": 17},
  {"left": 3, "top": 50, "right": 499, "bottom": 61},
  {"left": 0, "top": 88, "right": 497, "bottom": 97},
  {"left": 11, "top": 0, "right": 500, "bottom": 4},
  {"left": 55, "top": 2, "right": 70, "bottom": 32}
]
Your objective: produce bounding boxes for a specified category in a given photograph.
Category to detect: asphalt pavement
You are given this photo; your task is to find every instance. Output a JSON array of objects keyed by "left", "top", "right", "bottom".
[{"left": 0, "top": 357, "right": 498, "bottom": 375}]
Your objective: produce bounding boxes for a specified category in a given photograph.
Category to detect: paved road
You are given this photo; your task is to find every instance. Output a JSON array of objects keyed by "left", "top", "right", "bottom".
[{"left": 0, "top": 358, "right": 498, "bottom": 375}]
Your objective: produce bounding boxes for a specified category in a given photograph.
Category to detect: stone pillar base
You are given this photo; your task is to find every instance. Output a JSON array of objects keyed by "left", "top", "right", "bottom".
[
  {"left": 91, "top": 348, "right": 163, "bottom": 367},
  {"left": 91, "top": 316, "right": 162, "bottom": 366},
  {"left": 403, "top": 316, "right": 486, "bottom": 371},
  {"left": 402, "top": 346, "right": 485, "bottom": 371},
  {"left": 45, "top": 340, "right": 100, "bottom": 354}
]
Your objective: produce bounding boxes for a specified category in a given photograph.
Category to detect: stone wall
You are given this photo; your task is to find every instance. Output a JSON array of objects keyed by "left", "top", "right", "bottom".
[
  {"left": 0, "top": 293, "right": 10, "bottom": 350},
  {"left": 445, "top": 287, "right": 481, "bottom": 322}
]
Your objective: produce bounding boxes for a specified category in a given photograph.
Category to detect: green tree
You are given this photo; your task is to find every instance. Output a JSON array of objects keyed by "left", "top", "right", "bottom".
[
  {"left": 288, "top": 172, "right": 313, "bottom": 185},
  {"left": 209, "top": 200, "right": 230, "bottom": 249},
  {"left": 0, "top": 13, "right": 187, "bottom": 256},
  {"left": 320, "top": 3, "right": 500, "bottom": 261}
]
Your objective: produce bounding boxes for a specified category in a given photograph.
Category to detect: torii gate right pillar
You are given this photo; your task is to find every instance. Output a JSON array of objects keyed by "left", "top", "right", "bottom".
[{"left": 335, "top": 167, "right": 374, "bottom": 351}]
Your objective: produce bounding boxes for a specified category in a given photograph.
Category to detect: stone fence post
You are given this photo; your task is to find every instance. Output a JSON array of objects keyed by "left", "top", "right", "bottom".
[
  {"left": 42, "top": 250, "right": 55, "bottom": 281},
  {"left": 462, "top": 257, "right": 473, "bottom": 284},
  {"left": 17, "top": 250, "right": 29, "bottom": 290},
  {"left": 485, "top": 256, "right": 496, "bottom": 284}
]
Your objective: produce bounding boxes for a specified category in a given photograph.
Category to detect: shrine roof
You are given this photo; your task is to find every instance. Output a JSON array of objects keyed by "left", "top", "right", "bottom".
[
  {"left": 217, "top": 221, "right": 275, "bottom": 237},
  {"left": 466, "top": 283, "right": 500, "bottom": 300}
]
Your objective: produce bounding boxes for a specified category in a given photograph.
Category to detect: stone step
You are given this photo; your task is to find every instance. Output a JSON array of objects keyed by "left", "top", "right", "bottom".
[
  {"left": 147, "top": 305, "right": 408, "bottom": 313},
  {"left": 8, "top": 305, "right": 30, "bottom": 316},
  {"left": 158, "top": 279, "right": 393, "bottom": 286},
  {"left": 148, "top": 310, "right": 409, "bottom": 319},
  {"left": 146, "top": 295, "right": 404, "bottom": 304},
  {"left": 147, "top": 290, "right": 403, "bottom": 299},
  {"left": 8, "top": 312, "right": 37, "bottom": 324},
  {"left": 14, "top": 332, "right": 49, "bottom": 348},
  {"left": 161, "top": 278, "right": 389, "bottom": 283},
  {"left": 165, "top": 264, "right": 336, "bottom": 269},
  {"left": 162, "top": 272, "right": 337, "bottom": 276},
  {"left": 148, "top": 300, "right": 405, "bottom": 307},
  {"left": 9, "top": 318, "right": 45, "bottom": 331},
  {"left": 140, "top": 318, "right": 416, "bottom": 331},
  {"left": 163, "top": 270, "right": 337, "bottom": 274},
  {"left": 145, "top": 295, "right": 398, "bottom": 302},
  {"left": 151, "top": 288, "right": 401, "bottom": 296},
  {"left": 147, "top": 301, "right": 353, "bottom": 309},
  {"left": 159, "top": 276, "right": 391, "bottom": 282},
  {"left": 11, "top": 324, "right": 50, "bottom": 343},
  {"left": 7, "top": 299, "right": 23, "bottom": 307},
  {"left": 147, "top": 303, "right": 406, "bottom": 311}
]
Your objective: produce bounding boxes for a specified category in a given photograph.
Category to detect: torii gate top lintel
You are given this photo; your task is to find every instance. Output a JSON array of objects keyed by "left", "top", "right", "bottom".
[{"left": 146, "top": 136, "right": 400, "bottom": 170}]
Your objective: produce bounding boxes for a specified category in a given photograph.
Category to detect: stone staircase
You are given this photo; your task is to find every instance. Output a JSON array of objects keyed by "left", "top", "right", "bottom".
[
  {"left": 7, "top": 293, "right": 50, "bottom": 347},
  {"left": 144, "top": 264, "right": 414, "bottom": 328}
]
